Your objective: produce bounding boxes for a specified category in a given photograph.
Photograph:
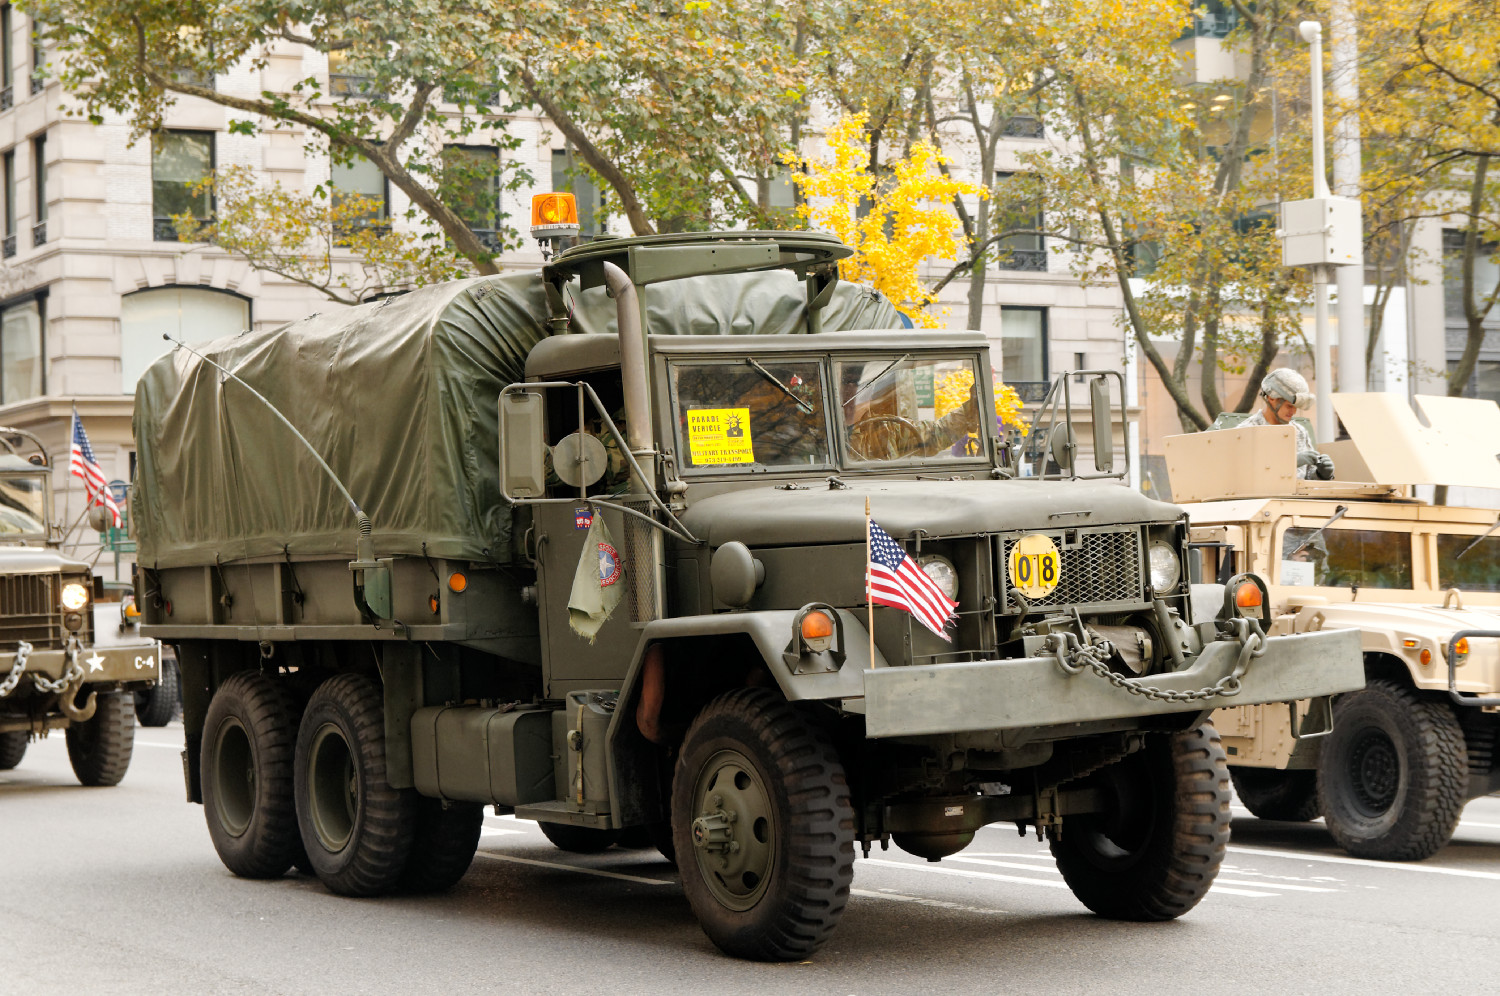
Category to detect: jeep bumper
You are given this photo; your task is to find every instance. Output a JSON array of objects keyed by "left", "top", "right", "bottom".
[
  {"left": 861, "top": 628, "right": 1364, "bottom": 738},
  {"left": 0, "top": 641, "right": 161, "bottom": 689}
]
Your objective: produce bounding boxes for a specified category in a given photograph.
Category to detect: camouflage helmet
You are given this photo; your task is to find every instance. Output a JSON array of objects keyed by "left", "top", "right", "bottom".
[{"left": 1261, "top": 368, "right": 1314, "bottom": 410}]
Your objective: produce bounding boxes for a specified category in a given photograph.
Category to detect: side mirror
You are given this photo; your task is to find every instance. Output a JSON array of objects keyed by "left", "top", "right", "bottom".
[
  {"left": 1047, "top": 422, "right": 1076, "bottom": 476},
  {"left": 499, "top": 391, "right": 548, "bottom": 499},
  {"left": 87, "top": 504, "right": 111, "bottom": 533},
  {"left": 1089, "top": 375, "right": 1115, "bottom": 473}
]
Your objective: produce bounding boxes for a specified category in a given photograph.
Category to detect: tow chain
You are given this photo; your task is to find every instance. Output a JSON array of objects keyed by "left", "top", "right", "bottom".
[
  {"left": 31, "top": 639, "right": 84, "bottom": 695},
  {"left": 0, "top": 640, "right": 30, "bottom": 697},
  {"left": 1046, "top": 617, "right": 1267, "bottom": 704}
]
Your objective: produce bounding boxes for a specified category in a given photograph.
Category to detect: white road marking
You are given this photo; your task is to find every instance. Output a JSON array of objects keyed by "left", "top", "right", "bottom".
[
  {"left": 134, "top": 741, "right": 184, "bottom": 749},
  {"left": 1228, "top": 845, "right": 1500, "bottom": 881},
  {"left": 1214, "top": 878, "right": 1335, "bottom": 893},
  {"left": 861, "top": 857, "right": 1070, "bottom": 890},
  {"left": 479, "top": 827, "right": 528, "bottom": 837},
  {"left": 1235, "top": 803, "right": 1500, "bottom": 833},
  {"left": 948, "top": 856, "right": 1062, "bottom": 876},
  {"left": 851, "top": 888, "right": 1009, "bottom": 915},
  {"left": 473, "top": 851, "right": 671, "bottom": 886}
]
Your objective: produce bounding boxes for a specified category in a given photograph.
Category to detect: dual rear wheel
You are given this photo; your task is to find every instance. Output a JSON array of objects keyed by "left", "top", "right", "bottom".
[{"left": 201, "top": 670, "right": 481, "bottom": 895}]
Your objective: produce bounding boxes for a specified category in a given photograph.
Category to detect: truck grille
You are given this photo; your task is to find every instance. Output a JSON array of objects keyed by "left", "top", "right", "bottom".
[
  {"left": 0, "top": 573, "right": 63, "bottom": 651},
  {"left": 1000, "top": 529, "right": 1145, "bottom": 611}
]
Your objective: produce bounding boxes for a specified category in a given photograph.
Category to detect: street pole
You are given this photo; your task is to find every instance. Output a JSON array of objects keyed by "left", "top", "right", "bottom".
[
  {"left": 1331, "top": 0, "right": 1365, "bottom": 394},
  {"left": 1301, "top": 21, "right": 1336, "bottom": 443}
]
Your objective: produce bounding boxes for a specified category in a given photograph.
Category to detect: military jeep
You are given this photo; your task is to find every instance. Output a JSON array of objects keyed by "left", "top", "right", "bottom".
[
  {"left": 0, "top": 427, "right": 161, "bottom": 785},
  {"left": 1167, "top": 392, "right": 1500, "bottom": 860}
]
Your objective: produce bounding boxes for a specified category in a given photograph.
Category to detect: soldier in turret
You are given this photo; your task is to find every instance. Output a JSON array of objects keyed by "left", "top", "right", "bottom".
[{"left": 1225, "top": 368, "right": 1335, "bottom": 480}]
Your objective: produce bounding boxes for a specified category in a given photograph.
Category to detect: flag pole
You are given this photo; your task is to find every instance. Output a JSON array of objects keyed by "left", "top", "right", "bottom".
[{"left": 865, "top": 496, "right": 875, "bottom": 669}]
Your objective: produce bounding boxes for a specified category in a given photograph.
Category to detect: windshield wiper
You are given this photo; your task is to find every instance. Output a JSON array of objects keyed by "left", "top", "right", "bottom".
[
  {"left": 745, "top": 357, "right": 814, "bottom": 415},
  {"left": 1289, "top": 504, "right": 1349, "bottom": 558},
  {"left": 843, "top": 354, "right": 909, "bottom": 411},
  {"left": 1456, "top": 517, "right": 1500, "bottom": 560}
]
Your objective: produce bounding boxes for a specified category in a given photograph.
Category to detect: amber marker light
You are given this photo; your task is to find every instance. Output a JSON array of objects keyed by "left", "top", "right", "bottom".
[
  {"left": 1419, "top": 649, "right": 1433, "bottom": 665},
  {"left": 448, "top": 572, "right": 468, "bottom": 594},
  {"left": 1402, "top": 638, "right": 1418, "bottom": 649},
  {"left": 1453, "top": 637, "right": 1470, "bottom": 658},
  {"left": 801, "top": 610, "right": 834, "bottom": 654},
  {"left": 428, "top": 594, "right": 440, "bottom": 615},
  {"left": 1234, "top": 581, "right": 1263, "bottom": 618}
]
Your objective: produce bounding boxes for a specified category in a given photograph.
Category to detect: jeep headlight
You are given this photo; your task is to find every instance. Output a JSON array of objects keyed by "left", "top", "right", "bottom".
[
  {"left": 1148, "top": 542, "right": 1180, "bottom": 594},
  {"left": 919, "top": 555, "right": 959, "bottom": 601},
  {"left": 61, "top": 582, "right": 90, "bottom": 611}
]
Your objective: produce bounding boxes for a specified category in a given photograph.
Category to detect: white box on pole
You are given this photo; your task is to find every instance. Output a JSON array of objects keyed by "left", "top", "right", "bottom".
[{"left": 1278, "top": 196, "right": 1363, "bottom": 268}]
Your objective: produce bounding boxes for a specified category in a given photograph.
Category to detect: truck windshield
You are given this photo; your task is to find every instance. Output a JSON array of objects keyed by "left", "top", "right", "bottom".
[
  {"left": 0, "top": 473, "right": 48, "bottom": 536},
  {"left": 670, "top": 359, "right": 832, "bottom": 472},
  {"left": 835, "top": 355, "right": 986, "bottom": 465},
  {"left": 1438, "top": 534, "right": 1500, "bottom": 592}
]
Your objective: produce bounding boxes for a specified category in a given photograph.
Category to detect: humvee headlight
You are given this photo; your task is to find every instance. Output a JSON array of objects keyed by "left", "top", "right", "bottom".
[
  {"left": 1148, "top": 542, "right": 1180, "bottom": 593},
  {"left": 61, "top": 582, "right": 90, "bottom": 611},
  {"left": 919, "top": 556, "right": 959, "bottom": 601}
]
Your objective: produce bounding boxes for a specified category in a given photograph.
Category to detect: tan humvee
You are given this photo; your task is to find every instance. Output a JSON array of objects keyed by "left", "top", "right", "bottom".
[{"left": 1166, "top": 393, "right": 1500, "bottom": 861}]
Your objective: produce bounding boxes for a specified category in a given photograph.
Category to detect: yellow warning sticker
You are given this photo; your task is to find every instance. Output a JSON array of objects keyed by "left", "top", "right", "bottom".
[{"left": 686, "top": 407, "right": 755, "bottom": 465}]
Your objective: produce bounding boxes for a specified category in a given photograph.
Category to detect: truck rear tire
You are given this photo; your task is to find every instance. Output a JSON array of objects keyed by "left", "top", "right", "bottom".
[
  {"left": 399, "top": 797, "right": 483, "bottom": 893},
  {"left": 539, "top": 822, "right": 619, "bottom": 853},
  {"left": 201, "top": 670, "right": 301, "bottom": 879},
  {"left": 672, "top": 688, "right": 854, "bottom": 962},
  {"left": 1229, "top": 765, "right": 1321, "bottom": 822},
  {"left": 1317, "top": 680, "right": 1466, "bottom": 861},
  {"left": 295, "top": 673, "right": 415, "bottom": 897},
  {"left": 135, "top": 656, "right": 180, "bottom": 728},
  {"left": 0, "top": 730, "right": 26, "bottom": 769},
  {"left": 1051, "top": 723, "right": 1230, "bottom": 921},
  {"left": 66, "top": 689, "right": 135, "bottom": 787}
]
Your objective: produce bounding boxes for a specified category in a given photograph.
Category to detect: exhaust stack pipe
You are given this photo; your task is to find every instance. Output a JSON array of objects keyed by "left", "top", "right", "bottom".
[{"left": 601, "top": 261, "right": 663, "bottom": 622}]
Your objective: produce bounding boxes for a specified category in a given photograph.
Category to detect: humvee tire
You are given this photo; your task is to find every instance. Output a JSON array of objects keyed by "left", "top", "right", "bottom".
[
  {"left": 1229, "top": 765, "right": 1320, "bottom": 822},
  {"left": 135, "top": 656, "right": 180, "bottom": 728},
  {"left": 1051, "top": 724, "right": 1230, "bottom": 920},
  {"left": 400, "top": 797, "right": 483, "bottom": 893},
  {"left": 672, "top": 688, "right": 854, "bottom": 962},
  {"left": 65, "top": 690, "right": 136, "bottom": 787},
  {"left": 0, "top": 730, "right": 26, "bottom": 769},
  {"left": 295, "top": 673, "right": 415, "bottom": 897},
  {"left": 1317, "top": 680, "right": 1466, "bottom": 861},
  {"left": 539, "top": 822, "right": 620, "bottom": 853},
  {"left": 202, "top": 671, "right": 301, "bottom": 879}
]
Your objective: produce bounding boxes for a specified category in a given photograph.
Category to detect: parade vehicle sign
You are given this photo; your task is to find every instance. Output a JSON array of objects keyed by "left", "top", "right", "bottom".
[{"left": 132, "top": 200, "right": 1363, "bottom": 961}]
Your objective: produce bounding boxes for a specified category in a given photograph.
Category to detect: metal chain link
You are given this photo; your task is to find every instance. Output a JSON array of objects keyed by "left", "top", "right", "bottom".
[
  {"left": 30, "top": 640, "right": 84, "bottom": 695},
  {"left": 0, "top": 641, "right": 30, "bottom": 697},
  {"left": 1047, "top": 618, "right": 1268, "bottom": 704}
]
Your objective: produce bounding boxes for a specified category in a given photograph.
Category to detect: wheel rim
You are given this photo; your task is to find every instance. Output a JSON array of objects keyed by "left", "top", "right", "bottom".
[
  {"left": 308, "top": 721, "right": 358, "bottom": 852},
  {"left": 212, "top": 716, "right": 256, "bottom": 837},
  {"left": 689, "top": 748, "right": 775, "bottom": 912},
  {"left": 1347, "top": 726, "right": 1400, "bottom": 816}
]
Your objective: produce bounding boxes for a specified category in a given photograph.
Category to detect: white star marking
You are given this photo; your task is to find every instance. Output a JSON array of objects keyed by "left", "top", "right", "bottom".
[{"left": 86, "top": 652, "right": 105, "bottom": 673}]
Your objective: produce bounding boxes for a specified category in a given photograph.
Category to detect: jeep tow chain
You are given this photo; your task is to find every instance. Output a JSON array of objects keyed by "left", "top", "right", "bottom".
[{"left": 1046, "top": 618, "right": 1267, "bottom": 704}]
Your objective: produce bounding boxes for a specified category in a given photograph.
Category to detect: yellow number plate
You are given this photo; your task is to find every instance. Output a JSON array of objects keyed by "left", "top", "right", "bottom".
[{"left": 1009, "top": 534, "right": 1061, "bottom": 598}]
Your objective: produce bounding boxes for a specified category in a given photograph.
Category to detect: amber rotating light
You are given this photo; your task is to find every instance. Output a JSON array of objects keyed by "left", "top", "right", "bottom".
[{"left": 531, "top": 192, "right": 581, "bottom": 246}]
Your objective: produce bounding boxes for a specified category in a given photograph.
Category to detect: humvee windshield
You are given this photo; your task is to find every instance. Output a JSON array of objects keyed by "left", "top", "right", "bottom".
[
  {"left": 1438, "top": 533, "right": 1500, "bottom": 592},
  {"left": 1280, "top": 526, "right": 1412, "bottom": 589},
  {"left": 0, "top": 472, "right": 48, "bottom": 536}
]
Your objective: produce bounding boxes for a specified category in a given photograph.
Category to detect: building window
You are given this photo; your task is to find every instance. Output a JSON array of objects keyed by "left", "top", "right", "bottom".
[
  {"left": 31, "top": 133, "right": 45, "bottom": 246},
  {"left": 330, "top": 151, "right": 388, "bottom": 233},
  {"left": 1442, "top": 228, "right": 1500, "bottom": 325},
  {"left": 2, "top": 149, "right": 14, "bottom": 259},
  {"left": 152, "top": 130, "right": 214, "bottom": 241},
  {"left": 992, "top": 171, "right": 1046, "bottom": 271},
  {"left": 0, "top": 5, "right": 12, "bottom": 111},
  {"left": 328, "top": 50, "right": 384, "bottom": 99},
  {"left": 0, "top": 298, "right": 43, "bottom": 404},
  {"left": 29, "top": 17, "right": 42, "bottom": 94},
  {"left": 442, "top": 145, "right": 502, "bottom": 251},
  {"left": 119, "top": 287, "right": 249, "bottom": 393},
  {"left": 1000, "top": 306, "right": 1048, "bottom": 398},
  {"left": 552, "top": 147, "right": 605, "bottom": 238}
]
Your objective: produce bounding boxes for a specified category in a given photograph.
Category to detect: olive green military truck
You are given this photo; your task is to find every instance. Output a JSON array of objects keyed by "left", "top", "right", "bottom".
[
  {"left": 1167, "top": 392, "right": 1500, "bottom": 860},
  {"left": 134, "top": 231, "right": 1363, "bottom": 961},
  {"left": 1, "top": 427, "right": 161, "bottom": 785}
]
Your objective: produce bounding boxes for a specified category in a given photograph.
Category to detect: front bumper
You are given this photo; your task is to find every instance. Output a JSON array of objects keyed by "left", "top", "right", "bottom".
[
  {"left": 862, "top": 628, "right": 1364, "bottom": 738},
  {"left": 0, "top": 640, "right": 161, "bottom": 689}
]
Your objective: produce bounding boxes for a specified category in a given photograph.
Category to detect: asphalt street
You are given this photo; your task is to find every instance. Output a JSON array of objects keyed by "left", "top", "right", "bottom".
[{"left": 4, "top": 724, "right": 1499, "bottom": 996}]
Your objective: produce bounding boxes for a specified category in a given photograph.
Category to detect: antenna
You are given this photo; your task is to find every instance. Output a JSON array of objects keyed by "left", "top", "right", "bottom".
[{"left": 160, "top": 334, "right": 391, "bottom": 620}]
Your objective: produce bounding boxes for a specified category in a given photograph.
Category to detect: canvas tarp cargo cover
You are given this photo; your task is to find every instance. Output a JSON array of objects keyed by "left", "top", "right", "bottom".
[{"left": 133, "top": 268, "right": 904, "bottom": 568}]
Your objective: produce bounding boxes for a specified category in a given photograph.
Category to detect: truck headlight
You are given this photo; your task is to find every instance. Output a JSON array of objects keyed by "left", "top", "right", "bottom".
[
  {"left": 1148, "top": 542, "right": 1180, "bottom": 593},
  {"left": 919, "top": 556, "right": 959, "bottom": 601},
  {"left": 61, "top": 582, "right": 90, "bottom": 611}
]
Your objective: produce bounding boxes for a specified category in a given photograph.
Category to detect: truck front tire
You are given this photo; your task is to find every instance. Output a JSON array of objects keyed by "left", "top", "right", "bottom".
[
  {"left": 0, "top": 730, "right": 26, "bottom": 769},
  {"left": 201, "top": 671, "right": 301, "bottom": 879},
  {"left": 1317, "top": 680, "right": 1466, "bottom": 861},
  {"left": 295, "top": 673, "right": 415, "bottom": 897},
  {"left": 66, "top": 689, "right": 135, "bottom": 787},
  {"left": 672, "top": 688, "right": 854, "bottom": 962},
  {"left": 135, "top": 656, "right": 180, "bottom": 728},
  {"left": 1229, "top": 765, "right": 1321, "bottom": 822},
  {"left": 1051, "top": 723, "right": 1230, "bottom": 920},
  {"left": 399, "top": 797, "right": 483, "bottom": 893}
]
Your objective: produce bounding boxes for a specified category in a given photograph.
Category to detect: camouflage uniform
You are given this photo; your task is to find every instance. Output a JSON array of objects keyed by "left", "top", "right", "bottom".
[{"left": 1238, "top": 409, "right": 1323, "bottom": 480}]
